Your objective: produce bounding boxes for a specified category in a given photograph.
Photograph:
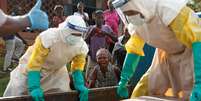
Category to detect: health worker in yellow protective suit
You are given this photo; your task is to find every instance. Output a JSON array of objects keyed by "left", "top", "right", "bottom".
[
  {"left": 112, "top": 0, "right": 201, "bottom": 100},
  {"left": 3, "top": 15, "right": 89, "bottom": 101}
]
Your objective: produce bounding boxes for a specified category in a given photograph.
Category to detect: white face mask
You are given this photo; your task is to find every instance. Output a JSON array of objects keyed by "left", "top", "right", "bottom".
[{"left": 64, "top": 34, "right": 82, "bottom": 45}]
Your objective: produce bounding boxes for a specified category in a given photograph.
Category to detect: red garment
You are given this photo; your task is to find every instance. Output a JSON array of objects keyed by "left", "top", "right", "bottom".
[
  {"left": 103, "top": 10, "right": 119, "bottom": 36},
  {"left": 52, "top": 16, "right": 66, "bottom": 27}
]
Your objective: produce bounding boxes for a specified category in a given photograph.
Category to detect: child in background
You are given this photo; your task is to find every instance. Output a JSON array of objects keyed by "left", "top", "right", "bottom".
[
  {"left": 87, "top": 48, "right": 120, "bottom": 88},
  {"left": 84, "top": 10, "right": 117, "bottom": 79}
]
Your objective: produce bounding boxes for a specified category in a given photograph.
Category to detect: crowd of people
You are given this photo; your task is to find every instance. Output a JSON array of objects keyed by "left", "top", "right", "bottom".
[
  {"left": 51, "top": 1, "right": 123, "bottom": 90},
  {"left": 1, "top": 0, "right": 201, "bottom": 101}
]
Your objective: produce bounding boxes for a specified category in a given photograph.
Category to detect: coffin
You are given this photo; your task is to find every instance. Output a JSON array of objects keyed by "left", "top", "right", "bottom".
[{"left": 0, "top": 86, "right": 180, "bottom": 101}]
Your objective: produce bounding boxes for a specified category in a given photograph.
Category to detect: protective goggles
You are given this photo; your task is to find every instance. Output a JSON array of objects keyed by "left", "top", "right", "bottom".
[
  {"left": 112, "top": 0, "right": 131, "bottom": 25},
  {"left": 112, "top": 0, "right": 129, "bottom": 8},
  {"left": 113, "top": 0, "right": 145, "bottom": 27},
  {"left": 65, "top": 22, "right": 88, "bottom": 33}
]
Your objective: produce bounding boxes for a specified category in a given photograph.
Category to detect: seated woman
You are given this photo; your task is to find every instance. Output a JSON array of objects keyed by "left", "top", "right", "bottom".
[{"left": 87, "top": 48, "right": 120, "bottom": 88}]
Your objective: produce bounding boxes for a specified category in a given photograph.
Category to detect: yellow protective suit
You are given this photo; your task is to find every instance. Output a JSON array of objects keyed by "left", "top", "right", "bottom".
[
  {"left": 3, "top": 28, "right": 89, "bottom": 96},
  {"left": 127, "top": 6, "right": 201, "bottom": 100}
]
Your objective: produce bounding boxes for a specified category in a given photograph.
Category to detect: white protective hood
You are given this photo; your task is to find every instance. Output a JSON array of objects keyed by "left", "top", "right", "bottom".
[{"left": 57, "top": 15, "right": 87, "bottom": 45}]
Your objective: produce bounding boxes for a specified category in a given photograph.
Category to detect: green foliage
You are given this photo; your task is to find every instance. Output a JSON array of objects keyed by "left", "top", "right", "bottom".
[
  {"left": 0, "top": 76, "right": 9, "bottom": 96},
  {"left": 0, "top": 56, "right": 10, "bottom": 96},
  {"left": 188, "top": 0, "right": 201, "bottom": 12}
]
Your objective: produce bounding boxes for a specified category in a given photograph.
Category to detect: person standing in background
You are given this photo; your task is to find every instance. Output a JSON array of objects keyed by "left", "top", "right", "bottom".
[
  {"left": 112, "top": 27, "right": 130, "bottom": 70},
  {"left": 2, "top": 6, "right": 26, "bottom": 72},
  {"left": 52, "top": 5, "right": 66, "bottom": 27},
  {"left": 103, "top": 0, "right": 120, "bottom": 36},
  {"left": 74, "top": 1, "right": 89, "bottom": 23},
  {"left": 2, "top": 35, "right": 25, "bottom": 72},
  {"left": 103, "top": 0, "right": 120, "bottom": 52},
  {"left": 85, "top": 10, "right": 117, "bottom": 79}
]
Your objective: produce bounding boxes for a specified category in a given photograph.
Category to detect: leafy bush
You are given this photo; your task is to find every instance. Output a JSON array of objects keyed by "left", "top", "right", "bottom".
[{"left": 188, "top": 0, "right": 201, "bottom": 12}]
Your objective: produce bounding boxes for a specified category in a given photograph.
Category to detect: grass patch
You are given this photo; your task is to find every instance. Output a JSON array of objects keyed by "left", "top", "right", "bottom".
[
  {"left": 0, "top": 76, "right": 9, "bottom": 96},
  {"left": 0, "top": 53, "right": 10, "bottom": 97}
]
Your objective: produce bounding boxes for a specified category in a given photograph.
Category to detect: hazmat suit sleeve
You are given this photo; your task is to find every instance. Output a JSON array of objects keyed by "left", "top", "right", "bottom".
[
  {"left": 27, "top": 36, "right": 50, "bottom": 71},
  {"left": 71, "top": 54, "right": 88, "bottom": 101},
  {"left": 117, "top": 33, "right": 145, "bottom": 98},
  {"left": 26, "top": 36, "right": 49, "bottom": 101},
  {"left": 71, "top": 54, "right": 86, "bottom": 72},
  {"left": 125, "top": 34, "right": 145, "bottom": 56}
]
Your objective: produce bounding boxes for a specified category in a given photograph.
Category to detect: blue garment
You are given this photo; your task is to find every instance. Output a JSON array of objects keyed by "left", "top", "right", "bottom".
[
  {"left": 130, "top": 44, "right": 155, "bottom": 86},
  {"left": 3, "top": 35, "right": 15, "bottom": 40},
  {"left": 196, "top": 12, "right": 201, "bottom": 18}
]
